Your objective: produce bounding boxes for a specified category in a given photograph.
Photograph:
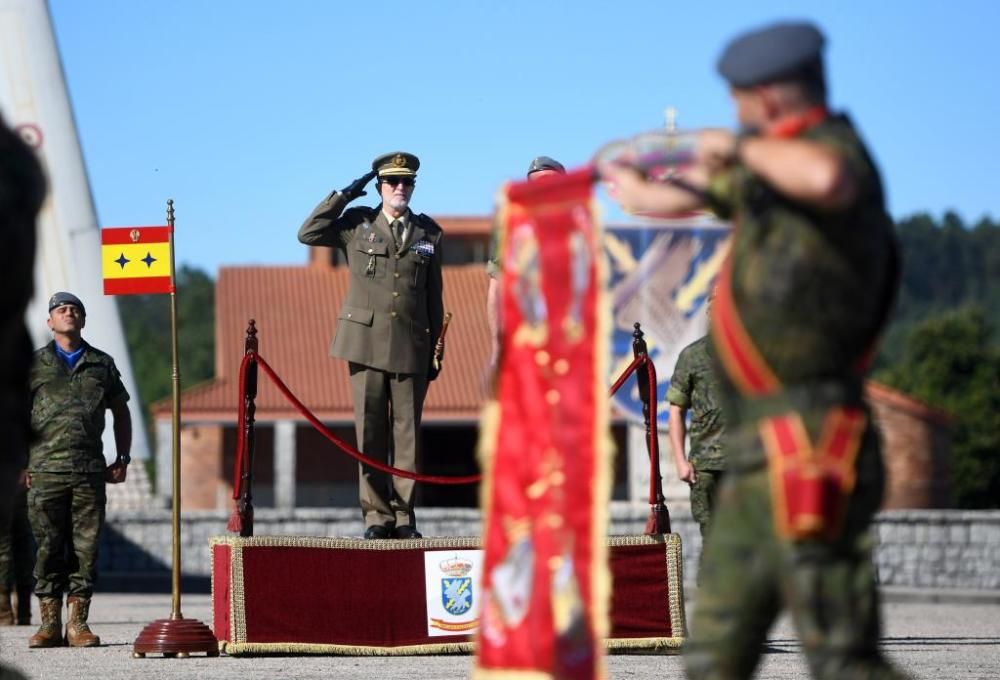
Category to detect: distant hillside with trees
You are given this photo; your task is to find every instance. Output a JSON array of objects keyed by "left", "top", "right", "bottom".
[{"left": 875, "top": 212, "right": 999, "bottom": 508}]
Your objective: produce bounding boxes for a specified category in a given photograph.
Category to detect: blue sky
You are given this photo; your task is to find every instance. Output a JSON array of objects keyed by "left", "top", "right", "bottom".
[{"left": 51, "top": 0, "right": 1000, "bottom": 274}]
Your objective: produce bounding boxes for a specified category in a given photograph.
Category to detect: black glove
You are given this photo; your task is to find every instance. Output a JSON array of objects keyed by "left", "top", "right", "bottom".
[{"left": 340, "top": 170, "right": 377, "bottom": 202}]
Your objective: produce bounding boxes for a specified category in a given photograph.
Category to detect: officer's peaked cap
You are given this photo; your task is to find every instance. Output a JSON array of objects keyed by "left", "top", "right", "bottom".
[{"left": 373, "top": 152, "right": 419, "bottom": 178}]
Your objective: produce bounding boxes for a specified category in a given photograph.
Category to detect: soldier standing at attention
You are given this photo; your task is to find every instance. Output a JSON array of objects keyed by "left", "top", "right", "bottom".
[
  {"left": 299, "top": 152, "right": 444, "bottom": 540},
  {"left": 27, "top": 292, "right": 132, "bottom": 648},
  {"left": 666, "top": 294, "right": 726, "bottom": 580},
  {"left": 602, "top": 22, "right": 906, "bottom": 680},
  {"left": 485, "top": 156, "right": 566, "bottom": 369}
]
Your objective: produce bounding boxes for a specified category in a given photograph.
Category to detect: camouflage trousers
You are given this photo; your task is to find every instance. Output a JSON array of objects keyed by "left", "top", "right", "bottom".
[
  {"left": 0, "top": 486, "right": 34, "bottom": 589},
  {"left": 685, "top": 421, "right": 908, "bottom": 680},
  {"left": 27, "top": 471, "right": 106, "bottom": 598},
  {"left": 690, "top": 468, "right": 724, "bottom": 584}
]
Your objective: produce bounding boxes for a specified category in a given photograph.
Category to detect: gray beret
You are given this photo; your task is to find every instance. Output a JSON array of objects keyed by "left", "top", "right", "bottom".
[
  {"left": 48, "top": 291, "right": 85, "bottom": 315},
  {"left": 717, "top": 22, "right": 825, "bottom": 88},
  {"left": 526, "top": 156, "right": 566, "bottom": 177}
]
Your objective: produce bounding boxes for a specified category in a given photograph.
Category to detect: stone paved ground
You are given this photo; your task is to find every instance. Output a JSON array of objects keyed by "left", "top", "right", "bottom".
[{"left": 0, "top": 594, "right": 998, "bottom": 679}]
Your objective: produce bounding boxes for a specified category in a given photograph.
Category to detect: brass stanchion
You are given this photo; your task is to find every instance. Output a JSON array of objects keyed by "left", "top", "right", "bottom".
[{"left": 133, "top": 200, "right": 218, "bottom": 658}]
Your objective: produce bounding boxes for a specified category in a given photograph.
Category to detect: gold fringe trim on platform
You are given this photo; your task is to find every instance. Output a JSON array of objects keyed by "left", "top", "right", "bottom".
[
  {"left": 219, "top": 636, "right": 683, "bottom": 658},
  {"left": 221, "top": 639, "right": 475, "bottom": 656},
  {"left": 605, "top": 636, "right": 684, "bottom": 654},
  {"left": 665, "top": 534, "right": 687, "bottom": 638},
  {"left": 209, "top": 535, "right": 483, "bottom": 551}
]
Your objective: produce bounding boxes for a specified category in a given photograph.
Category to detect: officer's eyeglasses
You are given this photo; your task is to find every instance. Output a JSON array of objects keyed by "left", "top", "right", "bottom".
[{"left": 381, "top": 177, "right": 415, "bottom": 188}]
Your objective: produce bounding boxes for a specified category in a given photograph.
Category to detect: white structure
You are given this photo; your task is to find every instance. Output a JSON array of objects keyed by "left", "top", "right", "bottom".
[{"left": 0, "top": 0, "right": 150, "bottom": 462}]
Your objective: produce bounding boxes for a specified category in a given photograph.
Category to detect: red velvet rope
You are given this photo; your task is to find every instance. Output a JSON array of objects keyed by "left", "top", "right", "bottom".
[
  {"left": 608, "top": 355, "right": 644, "bottom": 397},
  {"left": 231, "top": 350, "right": 662, "bottom": 499},
  {"left": 645, "top": 358, "right": 662, "bottom": 506},
  {"left": 244, "top": 351, "right": 482, "bottom": 485},
  {"left": 231, "top": 353, "right": 250, "bottom": 499}
]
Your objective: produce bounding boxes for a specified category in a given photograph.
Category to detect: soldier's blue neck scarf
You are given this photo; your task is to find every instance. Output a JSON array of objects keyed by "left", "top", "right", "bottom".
[{"left": 55, "top": 344, "right": 85, "bottom": 369}]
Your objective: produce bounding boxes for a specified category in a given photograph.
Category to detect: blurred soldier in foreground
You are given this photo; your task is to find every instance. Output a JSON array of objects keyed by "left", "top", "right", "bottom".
[
  {"left": 299, "top": 152, "right": 444, "bottom": 540},
  {"left": 666, "top": 292, "right": 726, "bottom": 581},
  {"left": 0, "top": 117, "right": 42, "bottom": 627},
  {"left": 486, "top": 156, "right": 566, "bottom": 368},
  {"left": 602, "top": 21, "right": 906, "bottom": 680},
  {"left": 28, "top": 292, "right": 132, "bottom": 648}
]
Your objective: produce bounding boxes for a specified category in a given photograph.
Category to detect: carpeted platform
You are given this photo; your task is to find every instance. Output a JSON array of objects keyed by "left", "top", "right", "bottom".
[{"left": 211, "top": 534, "right": 686, "bottom": 656}]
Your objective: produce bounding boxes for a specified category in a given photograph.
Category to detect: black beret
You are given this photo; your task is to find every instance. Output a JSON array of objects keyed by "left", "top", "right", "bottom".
[
  {"left": 526, "top": 156, "right": 566, "bottom": 177},
  {"left": 717, "top": 22, "right": 825, "bottom": 88},
  {"left": 48, "top": 291, "right": 85, "bottom": 315}
]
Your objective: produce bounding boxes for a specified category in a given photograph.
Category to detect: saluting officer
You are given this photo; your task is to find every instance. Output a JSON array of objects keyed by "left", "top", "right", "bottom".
[
  {"left": 602, "top": 22, "right": 905, "bottom": 680},
  {"left": 299, "top": 152, "right": 444, "bottom": 540}
]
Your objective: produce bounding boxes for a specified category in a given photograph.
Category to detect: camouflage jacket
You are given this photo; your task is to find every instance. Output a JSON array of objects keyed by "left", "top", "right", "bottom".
[
  {"left": 706, "top": 113, "right": 897, "bottom": 390},
  {"left": 666, "top": 336, "right": 726, "bottom": 470},
  {"left": 28, "top": 342, "right": 129, "bottom": 474}
]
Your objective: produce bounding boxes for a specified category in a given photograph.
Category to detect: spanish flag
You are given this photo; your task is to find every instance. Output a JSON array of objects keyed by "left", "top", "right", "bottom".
[{"left": 102, "top": 226, "right": 174, "bottom": 295}]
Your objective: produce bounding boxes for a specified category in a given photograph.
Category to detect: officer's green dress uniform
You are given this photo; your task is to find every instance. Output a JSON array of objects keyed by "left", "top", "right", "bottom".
[
  {"left": 298, "top": 152, "right": 444, "bottom": 534},
  {"left": 666, "top": 335, "right": 726, "bottom": 539},
  {"left": 28, "top": 341, "right": 128, "bottom": 599},
  {"left": 683, "top": 23, "right": 907, "bottom": 680}
]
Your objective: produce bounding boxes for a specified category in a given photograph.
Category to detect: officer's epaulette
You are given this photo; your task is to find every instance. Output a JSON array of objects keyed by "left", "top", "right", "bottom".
[{"left": 415, "top": 213, "right": 443, "bottom": 234}]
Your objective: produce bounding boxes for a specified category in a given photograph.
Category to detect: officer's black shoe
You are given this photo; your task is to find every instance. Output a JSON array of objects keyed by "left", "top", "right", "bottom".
[
  {"left": 364, "top": 525, "right": 391, "bottom": 540},
  {"left": 393, "top": 525, "right": 422, "bottom": 539}
]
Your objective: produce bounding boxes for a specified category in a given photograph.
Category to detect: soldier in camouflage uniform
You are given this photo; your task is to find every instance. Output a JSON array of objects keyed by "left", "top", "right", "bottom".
[
  {"left": 602, "top": 21, "right": 906, "bottom": 680},
  {"left": 0, "top": 115, "right": 44, "bottom": 644},
  {"left": 27, "top": 292, "right": 132, "bottom": 648},
  {"left": 0, "top": 487, "right": 34, "bottom": 625},
  {"left": 299, "top": 152, "right": 444, "bottom": 540},
  {"left": 666, "top": 329, "right": 726, "bottom": 579}
]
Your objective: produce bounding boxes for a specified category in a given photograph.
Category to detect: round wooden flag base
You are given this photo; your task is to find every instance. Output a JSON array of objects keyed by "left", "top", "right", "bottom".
[{"left": 133, "top": 617, "right": 219, "bottom": 658}]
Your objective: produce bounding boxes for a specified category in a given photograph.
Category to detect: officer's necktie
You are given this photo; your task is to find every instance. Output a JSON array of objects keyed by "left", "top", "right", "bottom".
[{"left": 392, "top": 220, "right": 403, "bottom": 246}]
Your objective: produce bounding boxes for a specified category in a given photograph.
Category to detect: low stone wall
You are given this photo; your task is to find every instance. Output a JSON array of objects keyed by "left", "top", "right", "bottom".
[{"left": 98, "top": 506, "right": 1000, "bottom": 592}]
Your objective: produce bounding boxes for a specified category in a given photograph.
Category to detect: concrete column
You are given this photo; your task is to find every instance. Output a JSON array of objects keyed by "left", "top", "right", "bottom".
[
  {"left": 155, "top": 418, "right": 172, "bottom": 500},
  {"left": 274, "top": 420, "right": 297, "bottom": 509},
  {"left": 627, "top": 423, "right": 689, "bottom": 511}
]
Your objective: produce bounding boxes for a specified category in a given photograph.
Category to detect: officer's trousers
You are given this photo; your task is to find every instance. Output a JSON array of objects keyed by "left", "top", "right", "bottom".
[
  {"left": 27, "top": 472, "right": 106, "bottom": 598},
  {"left": 349, "top": 363, "right": 428, "bottom": 529}
]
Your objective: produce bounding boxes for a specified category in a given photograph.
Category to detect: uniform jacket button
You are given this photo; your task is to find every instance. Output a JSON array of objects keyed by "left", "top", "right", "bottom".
[
  {"left": 394, "top": 273, "right": 400, "bottom": 278},
  {"left": 392, "top": 292, "right": 399, "bottom": 298},
  {"left": 390, "top": 311, "right": 397, "bottom": 318}
]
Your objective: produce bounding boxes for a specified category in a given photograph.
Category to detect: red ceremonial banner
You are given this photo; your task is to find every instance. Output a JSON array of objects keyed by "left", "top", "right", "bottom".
[{"left": 475, "top": 168, "right": 612, "bottom": 679}]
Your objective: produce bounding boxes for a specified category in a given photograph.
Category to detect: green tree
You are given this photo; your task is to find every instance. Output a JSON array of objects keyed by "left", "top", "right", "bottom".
[
  {"left": 117, "top": 265, "right": 215, "bottom": 443},
  {"left": 877, "top": 307, "right": 1000, "bottom": 508}
]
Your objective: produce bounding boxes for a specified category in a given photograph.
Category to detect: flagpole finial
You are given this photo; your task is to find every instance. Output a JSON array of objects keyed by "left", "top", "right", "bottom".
[
  {"left": 664, "top": 106, "right": 678, "bottom": 132},
  {"left": 166, "top": 199, "right": 175, "bottom": 225}
]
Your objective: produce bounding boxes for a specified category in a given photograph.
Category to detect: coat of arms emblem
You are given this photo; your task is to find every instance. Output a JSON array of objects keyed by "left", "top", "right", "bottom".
[{"left": 440, "top": 556, "right": 474, "bottom": 616}]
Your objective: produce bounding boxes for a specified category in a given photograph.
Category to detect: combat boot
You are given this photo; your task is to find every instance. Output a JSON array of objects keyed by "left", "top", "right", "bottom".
[
  {"left": 0, "top": 588, "right": 13, "bottom": 625},
  {"left": 16, "top": 585, "right": 31, "bottom": 625},
  {"left": 66, "top": 595, "right": 100, "bottom": 647},
  {"left": 28, "top": 596, "right": 63, "bottom": 647}
]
